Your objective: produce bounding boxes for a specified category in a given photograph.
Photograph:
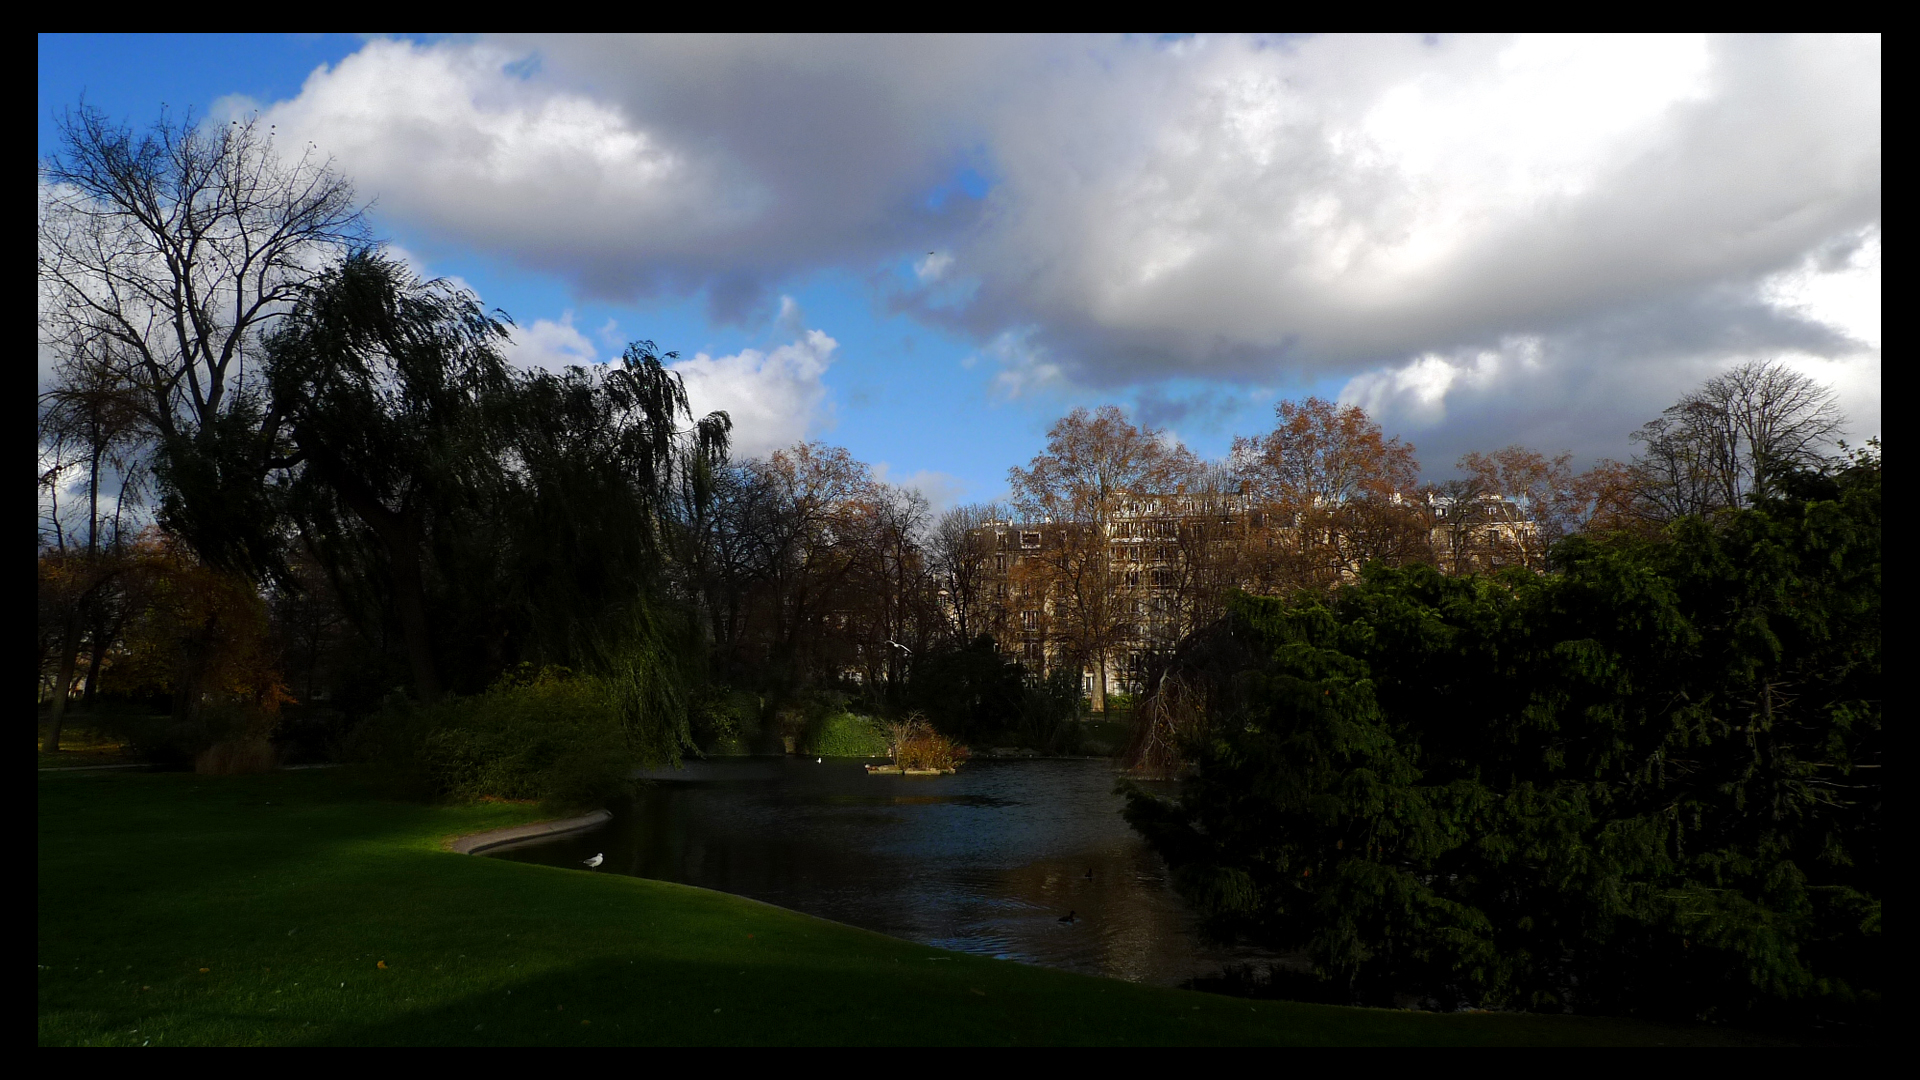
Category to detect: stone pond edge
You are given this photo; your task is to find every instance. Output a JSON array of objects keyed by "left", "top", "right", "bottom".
[{"left": 448, "top": 809, "right": 613, "bottom": 855}]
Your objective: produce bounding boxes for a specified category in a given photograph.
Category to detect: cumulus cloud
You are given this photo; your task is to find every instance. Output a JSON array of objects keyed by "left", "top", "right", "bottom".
[
  {"left": 871, "top": 463, "right": 968, "bottom": 514},
  {"left": 1338, "top": 227, "right": 1882, "bottom": 474},
  {"left": 503, "top": 311, "right": 599, "bottom": 372},
  {"left": 260, "top": 36, "right": 1009, "bottom": 322},
  {"left": 978, "top": 328, "right": 1066, "bottom": 400},
  {"left": 257, "top": 34, "right": 1879, "bottom": 456},
  {"left": 671, "top": 330, "right": 838, "bottom": 459}
]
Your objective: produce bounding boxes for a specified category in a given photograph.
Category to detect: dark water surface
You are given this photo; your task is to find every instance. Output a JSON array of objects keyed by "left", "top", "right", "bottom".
[{"left": 490, "top": 757, "right": 1285, "bottom": 986}]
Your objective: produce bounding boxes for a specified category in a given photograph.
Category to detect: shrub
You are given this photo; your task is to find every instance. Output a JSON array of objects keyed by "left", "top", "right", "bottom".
[
  {"left": 692, "top": 687, "right": 763, "bottom": 755},
  {"left": 907, "top": 635, "right": 1025, "bottom": 740},
  {"left": 807, "top": 711, "right": 889, "bottom": 757},
  {"left": 355, "top": 666, "right": 636, "bottom": 810},
  {"left": 194, "top": 738, "right": 278, "bottom": 775},
  {"left": 1020, "top": 667, "right": 1086, "bottom": 751},
  {"left": 1124, "top": 458, "right": 1881, "bottom": 1024},
  {"left": 888, "top": 713, "right": 970, "bottom": 770}
]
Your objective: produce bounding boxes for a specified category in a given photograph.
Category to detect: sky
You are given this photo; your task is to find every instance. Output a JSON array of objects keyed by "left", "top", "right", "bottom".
[{"left": 38, "top": 34, "right": 1881, "bottom": 511}]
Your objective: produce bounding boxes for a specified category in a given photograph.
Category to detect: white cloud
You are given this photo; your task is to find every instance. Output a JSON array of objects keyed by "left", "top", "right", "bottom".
[
  {"left": 671, "top": 330, "right": 838, "bottom": 459},
  {"left": 914, "top": 251, "right": 954, "bottom": 281},
  {"left": 503, "top": 311, "right": 598, "bottom": 372},
  {"left": 872, "top": 463, "right": 967, "bottom": 513},
  {"left": 983, "top": 329, "right": 1066, "bottom": 400},
  {"left": 774, "top": 295, "right": 806, "bottom": 336},
  {"left": 253, "top": 34, "right": 1879, "bottom": 458},
  {"left": 1335, "top": 233, "right": 1881, "bottom": 475}
]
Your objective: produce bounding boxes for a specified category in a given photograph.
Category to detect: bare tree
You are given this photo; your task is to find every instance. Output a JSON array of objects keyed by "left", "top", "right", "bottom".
[
  {"left": 1426, "top": 476, "right": 1494, "bottom": 575},
  {"left": 852, "top": 482, "right": 934, "bottom": 694},
  {"left": 1232, "top": 397, "right": 1424, "bottom": 589},
  {"left": 1630, "top": 360, "right": 1844, "bottom": 519},
  {"left": 37, "top": 346, "right": 152, "bottom": 749},
  {"left": 39, "top": 105, "right": 368, "bottom": 563},
  {"left": 929, "top": 502, "right": 1008, "bottom": 644},
  {"left": 1008, "top": 406, "right": 1198, "bottom": 710}
]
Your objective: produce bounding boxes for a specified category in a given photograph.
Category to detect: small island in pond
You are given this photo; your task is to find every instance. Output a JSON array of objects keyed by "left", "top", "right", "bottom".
[{"left": 869, "top": 714, "right": 967, "bottom": 776}]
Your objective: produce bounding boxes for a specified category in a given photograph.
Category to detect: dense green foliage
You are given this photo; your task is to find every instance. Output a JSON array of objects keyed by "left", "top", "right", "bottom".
[
  {"left": 351, "top": 667, "right": 638, "bottom": 810},
  {"left": 806, "top": 711, "right": 890, "bottom": 758},
  {"left": 1125, "top": 456, "right": 1880, "bottom": 1024},
  {"left": 908, "top": 635, "right": 1026, "bottom": 740},
  {"left": 39, "top": 768, "right": 1768, "bottom": 1046},
  {"left": 259, "top": 253, "right": 726, "bottom": 710},
  {"left": 690, "top": 687, "right": 767, "bottom": 755}
]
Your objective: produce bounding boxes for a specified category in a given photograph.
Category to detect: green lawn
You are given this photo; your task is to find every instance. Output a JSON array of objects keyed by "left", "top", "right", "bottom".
[
  {"left": 38, "top": 768, "right": 1778, "bottom": 1046},
  {"left": 37, "top": 721, "right": 144, "bottom": 770}
]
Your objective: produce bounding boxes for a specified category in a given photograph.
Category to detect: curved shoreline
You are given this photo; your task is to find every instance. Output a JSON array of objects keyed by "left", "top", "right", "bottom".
[{"left": 447, "top": 808, "right": 612, "bottom": 854}]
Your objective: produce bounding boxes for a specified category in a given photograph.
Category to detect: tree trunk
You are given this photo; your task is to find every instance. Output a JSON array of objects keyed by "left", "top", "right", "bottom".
[
  {"left": 384, "top": 537, "right": 444, "bottom": 704},
  {"left": 1092, "top": 650, "right": 1107, "bottom": 714},
  {"left": 45, "top": 613, "right": 82, "bottom": 753},
  {"left": 304, "top": 446, "right": 445, "bottom": 704},
  {"left": 80, "top": 630, "right": 109, "bottom": 712},
  {"left": 173, "top": 610, "right": 219, "bottom": 728}
]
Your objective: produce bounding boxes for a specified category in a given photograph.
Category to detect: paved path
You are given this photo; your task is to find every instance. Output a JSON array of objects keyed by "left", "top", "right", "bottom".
[{"left": 448, "top": 809, "right": 613, "bottom": 854}]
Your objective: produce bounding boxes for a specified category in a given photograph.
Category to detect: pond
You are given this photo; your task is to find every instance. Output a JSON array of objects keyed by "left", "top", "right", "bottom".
[{"left": 489, "top": 756, "right": 1289, "bottom": 987}]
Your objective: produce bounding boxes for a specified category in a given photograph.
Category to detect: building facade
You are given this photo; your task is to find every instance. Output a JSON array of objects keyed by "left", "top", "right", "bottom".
[{"left": 970, "top": 489, "right": 1538, "bottom": 700}]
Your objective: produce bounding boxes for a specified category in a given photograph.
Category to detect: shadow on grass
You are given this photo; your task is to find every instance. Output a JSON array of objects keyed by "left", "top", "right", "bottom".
[{"left": 39, "top": 769, "right": 1784, "bottom": 1047}]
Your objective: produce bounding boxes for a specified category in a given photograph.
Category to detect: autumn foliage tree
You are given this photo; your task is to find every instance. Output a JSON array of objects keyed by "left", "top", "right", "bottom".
[
  {"left": 1008, "top": 405, "right": 1198, "bottom": 710},
  {"left": 1233, "top": 398, "right": 1426, "bottom": 589},
  {"left": 99, "top": 532, "right": 293, "bottom": 770}
]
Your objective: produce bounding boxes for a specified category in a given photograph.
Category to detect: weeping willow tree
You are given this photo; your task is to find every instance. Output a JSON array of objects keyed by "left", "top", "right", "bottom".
[{"left": 262, "top": 250, "right": 729, "bottom": 759}]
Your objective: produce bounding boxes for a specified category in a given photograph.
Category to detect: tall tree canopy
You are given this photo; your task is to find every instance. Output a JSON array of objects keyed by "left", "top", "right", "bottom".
[
  {"left": 1630, "top": 359, "right": 1843, "bottom": 521},
  {"left": 263, "top": 251, "right": 729, "bottom": 712},
  {"left": 1125, "top": 448, "right": 1880, "bottom": 1023},
  {"left": 1008, "top": 405, "right": 1199, "bottom": 707}
]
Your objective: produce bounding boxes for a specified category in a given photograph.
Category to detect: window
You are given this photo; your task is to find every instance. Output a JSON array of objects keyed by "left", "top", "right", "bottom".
[
  {"left": 1020, "top": 531, "right": 1041, "bottom": 549},
  {"left": 994, "top": 554, "right": 1008, "bottom": 572},
  {"left": 1124, "top": 570, "right": 1140, "bottom": 588},
  {"left": 1023, "top": 640, "right": 1044, "bottom": 662},
  {"left": 1022, "top": 610, "right": 1041, "bottom": 631}
]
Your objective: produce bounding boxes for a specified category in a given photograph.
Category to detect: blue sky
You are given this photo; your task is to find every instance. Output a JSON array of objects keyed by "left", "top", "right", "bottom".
[{"left": 39, "top": 34, "right": 1880, "bottom": 510}]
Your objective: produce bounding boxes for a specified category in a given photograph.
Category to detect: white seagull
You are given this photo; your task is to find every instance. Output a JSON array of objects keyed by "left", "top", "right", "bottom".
[
  {"left": 583, "top": 853, "right": 604, "bottom": 869},
  {"left": 886, "top": 639, "right": 912, "bottom": 656}
]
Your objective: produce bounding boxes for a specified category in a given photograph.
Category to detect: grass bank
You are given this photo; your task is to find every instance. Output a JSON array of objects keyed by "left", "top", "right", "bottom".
[
  {"left": 38, "top": 768, "right": 1773, "bottom": 1046},
  {"left": 37, "top": 721, "right": 143, "bottom": 770}
]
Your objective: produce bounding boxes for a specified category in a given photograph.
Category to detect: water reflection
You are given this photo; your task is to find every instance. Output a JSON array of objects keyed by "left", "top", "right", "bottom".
[{"left": 489, "top": 757, "right": 1288, "bottom": 986}]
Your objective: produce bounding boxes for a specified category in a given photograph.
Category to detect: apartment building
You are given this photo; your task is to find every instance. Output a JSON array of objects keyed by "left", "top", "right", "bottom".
[{"left": 972, "top": 488, "right": 1538, "bottom": 699}]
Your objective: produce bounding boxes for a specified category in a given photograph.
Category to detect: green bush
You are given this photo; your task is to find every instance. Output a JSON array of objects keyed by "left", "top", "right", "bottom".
[
  {"left": 1021, "top": 666, "right": 1087, "bottom": 751},
  {"left": 907, "top": 635, "right": 1024, "bottom": 740},
  {"left": 355, "top": 667, "right": 636, "bottom": 810},
  {"left": 692, "top": 687, "right": 763, "bottom": 755},
  {"left": 1124, "top": 456, "right": 1881, "bottom": 1024},
  {"left": 806, "top": 711, "right": 890, "bottom": 757},
  {"left": 887, "top": 713, "right": 969, "bottom": 770},
  {"left": 105, "top": 698, "right": 280, "bottom": 770}
]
